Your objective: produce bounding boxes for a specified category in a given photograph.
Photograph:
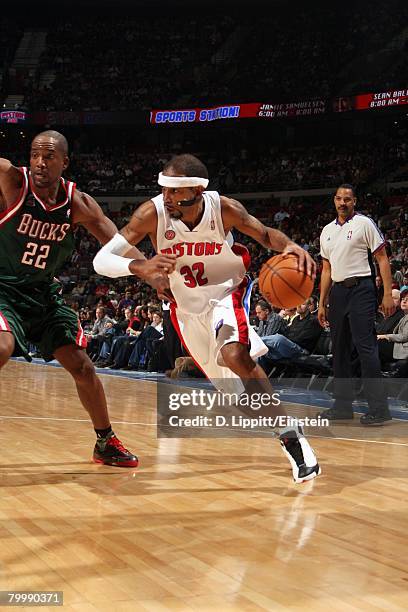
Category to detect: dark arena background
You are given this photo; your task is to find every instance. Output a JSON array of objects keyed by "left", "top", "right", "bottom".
[{"left": 0, "top": 0, "right": 407, "bottom": 609}]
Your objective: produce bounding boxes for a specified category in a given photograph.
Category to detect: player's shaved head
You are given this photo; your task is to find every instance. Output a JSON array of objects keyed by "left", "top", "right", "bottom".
[
  {"left": 30, "top": 130, "right": 69, "bottom": 188},
  {"left": 32, "top": 130, "right": 69, "bottom": 155}
]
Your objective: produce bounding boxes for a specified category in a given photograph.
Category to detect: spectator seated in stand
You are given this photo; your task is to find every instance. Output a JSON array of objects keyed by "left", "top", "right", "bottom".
[
  {"left": 99, "top": 306, "right": 149, "bottom": 369},
  {"left": 79, "top": 307, "right": 92, "bottom": 331},
  {"left": 85, "top": 306, "right": 116, "bottom": 361},
  {"left": 145, "top": 312, "right": 167, "bottom": 372},
  {"left": 377, "top": 288, "right": 408, "bottom": 376},
  {"left": 255, "top": 298, "right": 332, "bottom": 377},
  {"left": 116, "top": 290, "right": 136, "bottom": 317},
  {"left": 123, "top": 308, "right": 163, "bottom": 371},
  {"left": 94, "top": 307, "right": 140, "bottom": 367},
  {"left": 376, "top": 289, "right": 405, "bottom": 366},
  {"left": 258, "top": 298, "right": 322, "bottom": 368},
  {"left": 279, "top": 307, "right": 298, "bottom": 325},
  {"left": 254, "top": 300, "right": 289, "bottom": 338}
]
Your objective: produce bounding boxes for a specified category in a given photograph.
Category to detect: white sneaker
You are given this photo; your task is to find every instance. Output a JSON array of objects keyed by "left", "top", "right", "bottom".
[{"left": 279, "top": 426, "right": 321, "bottom": 484}]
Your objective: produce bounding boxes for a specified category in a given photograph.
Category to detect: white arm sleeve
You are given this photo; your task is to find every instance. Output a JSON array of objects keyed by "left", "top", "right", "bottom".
[{"left": 93, "top": 233, "right": 137, "bottom": 278}]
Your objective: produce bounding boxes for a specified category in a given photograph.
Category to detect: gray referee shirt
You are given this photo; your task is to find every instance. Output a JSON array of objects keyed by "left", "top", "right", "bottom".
[{"left": 319, "top": 213, "right": 385, "bottom": 282}]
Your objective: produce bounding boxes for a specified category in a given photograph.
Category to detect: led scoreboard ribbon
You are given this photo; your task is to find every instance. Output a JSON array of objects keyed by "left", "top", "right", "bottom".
[
  {"left": 150, "top": 104, "right": 255, "bottom": 124},
  {"left": 150, "top": 88, "right": 408, "bottom": 125},
  {"left": 150, "top": 101, "right": 325, "bottom": 124},
  {"left": 354, "top": 89, "right": 408, "bottom": 110}
]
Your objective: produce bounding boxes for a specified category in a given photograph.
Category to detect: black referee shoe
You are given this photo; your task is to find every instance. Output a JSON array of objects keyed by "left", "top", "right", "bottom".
[
  {"left": 360, "top": 412, "right": 392, "bottom": 426},
  {"left": 318, "top": 407, "right": 354, "bottom": 420}
]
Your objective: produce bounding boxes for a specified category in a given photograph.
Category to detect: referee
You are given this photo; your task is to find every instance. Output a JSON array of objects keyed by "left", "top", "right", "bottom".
[{"left": 318, "top": 184, "right": 394, "bottom": 425}]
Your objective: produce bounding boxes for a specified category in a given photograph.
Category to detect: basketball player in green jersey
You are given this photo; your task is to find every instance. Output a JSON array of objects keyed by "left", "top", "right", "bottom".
[{"left": 0, "top": 130, "right": 176, "bottom": 467}]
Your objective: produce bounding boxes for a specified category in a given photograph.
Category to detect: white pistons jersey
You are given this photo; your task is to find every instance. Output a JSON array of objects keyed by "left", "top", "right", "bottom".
[{"left": 153, "top": 191, "right": 249, "bottom": 314}]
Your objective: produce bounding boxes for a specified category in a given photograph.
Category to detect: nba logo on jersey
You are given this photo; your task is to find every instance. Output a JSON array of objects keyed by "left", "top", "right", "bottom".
[
  {"left": 165, "top": 230, "right": 175, "bottom": 240},
  {"left": 210, "top": 219, "right": 215, "bottom": 230},
  {"left": 347, "top": 230, "right": 353, "bottom": 240}
]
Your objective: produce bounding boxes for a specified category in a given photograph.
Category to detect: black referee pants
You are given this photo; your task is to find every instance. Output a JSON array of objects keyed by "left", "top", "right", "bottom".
[{"left": 329, "top": 278, "right": 388, "bottom": 414}]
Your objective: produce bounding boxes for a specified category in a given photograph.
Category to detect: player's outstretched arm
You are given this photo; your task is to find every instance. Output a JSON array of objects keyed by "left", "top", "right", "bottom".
[
  {"left": 73, "top": 192, "right": 172, "bottom": 286},
  {"left": 90, "top": 198, "right": 176, "bottom": 291},
  {"left": 0, "top": 158, "right": 25, "bottom": 212},
  {"left": 0, "top": 157, "right": 16, "bottom": 174},
  {"left": 0, "top": 158, "right": 22, "bottom": 182},
  {"left": 221, "top": 196, "right": 316, "bottom": 278},
  {"left": 73, "top": 191, "right": 127, "bottom": 244}
]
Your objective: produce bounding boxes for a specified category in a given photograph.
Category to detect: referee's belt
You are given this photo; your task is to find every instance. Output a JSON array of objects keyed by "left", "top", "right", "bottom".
[{"left": 334, "top": 275, "right": 372, "bottom": 288}]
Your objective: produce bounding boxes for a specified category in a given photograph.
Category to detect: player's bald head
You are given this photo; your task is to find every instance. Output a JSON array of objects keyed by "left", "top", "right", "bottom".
[
  {"left": 30, "top": 130, "right": 69, "bottom": 187},
  {"left": 32, "top": 130, "right": 69, "bottom": 155}
]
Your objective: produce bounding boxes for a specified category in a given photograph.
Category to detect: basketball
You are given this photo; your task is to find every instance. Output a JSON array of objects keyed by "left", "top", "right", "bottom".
[{"left": 258, "top": 253, "right": 314, "bottom": 309}]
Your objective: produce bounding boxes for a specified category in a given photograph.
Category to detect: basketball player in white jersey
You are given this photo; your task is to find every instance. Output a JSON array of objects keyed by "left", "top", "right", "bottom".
[{"left": 93, "top": 154, "right": 320, "bottom": 483}]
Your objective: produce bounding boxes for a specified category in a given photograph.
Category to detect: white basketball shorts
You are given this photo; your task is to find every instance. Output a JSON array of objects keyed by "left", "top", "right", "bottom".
[{"left": 170, "top": 278, "right": 267, "bottom": 393}]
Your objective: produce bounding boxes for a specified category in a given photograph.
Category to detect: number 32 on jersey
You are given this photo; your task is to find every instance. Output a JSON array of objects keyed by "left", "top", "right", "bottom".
[{"left": 180, "top": 262, "right": 208, "bottom": 288}]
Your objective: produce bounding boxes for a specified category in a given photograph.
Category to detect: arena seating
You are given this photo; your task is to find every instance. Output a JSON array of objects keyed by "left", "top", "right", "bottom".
[
  {"left": 0, "top": 18, "right": 24, "bottom": 100},
  {"left": 23, "top": 15, "right": 233, "bottom": 111},
  {"left": 10, "top": 1, "right": 407, "bottom": 111}
]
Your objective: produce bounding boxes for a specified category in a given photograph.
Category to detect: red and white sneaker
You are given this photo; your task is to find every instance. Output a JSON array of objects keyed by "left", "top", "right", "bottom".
[
  {"left": 279, "top": 426, "right": 320, "bottom": 483},
  {"left": 93, "top": 433, "right": 139, "bottom": 468}
]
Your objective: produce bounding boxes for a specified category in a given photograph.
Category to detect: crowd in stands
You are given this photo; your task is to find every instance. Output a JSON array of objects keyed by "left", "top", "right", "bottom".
[
  {"left": 3, "top": 137, "right": 407, "bottom": 195},
  {"left": 251, "top": 281, "right": 408, "bottom": 383},
  {"left": 23, "top": 16, "right": 233, "bottom": 112},
  {"left": 63, "top": 139, "right": 408, "bottom": 194},
  {"left": 223, "top": 0, "right": 408, "bottom": 105},
  {"left": 67, "top": 148, "right": 167, "bottom": 194},
  {"left": 85, "top": 303, "right": 165, "bottom": 372},
  {"left": 0, "top": 18, "right": 24, "bottom": 100},
  {"left": 214, "top": 141, "right": 408, "bottom": 192},
  {"left": 12, "top": 0, "right": 406, "bottom": 112}
]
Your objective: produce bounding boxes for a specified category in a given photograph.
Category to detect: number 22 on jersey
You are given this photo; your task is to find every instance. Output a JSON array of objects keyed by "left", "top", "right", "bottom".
[{"left": 21, "top": 242, "right": 51, "bottom": 270}]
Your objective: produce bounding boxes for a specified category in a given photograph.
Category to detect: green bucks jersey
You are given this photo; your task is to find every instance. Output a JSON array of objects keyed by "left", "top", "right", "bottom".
[{"left": 0, "top": 167, "right": 75, "bottom": 288}]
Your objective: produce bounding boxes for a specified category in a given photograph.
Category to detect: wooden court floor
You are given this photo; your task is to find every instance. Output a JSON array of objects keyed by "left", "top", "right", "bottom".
[{"left": 0, "top": 360, "right": 407, "bottom": 611}]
